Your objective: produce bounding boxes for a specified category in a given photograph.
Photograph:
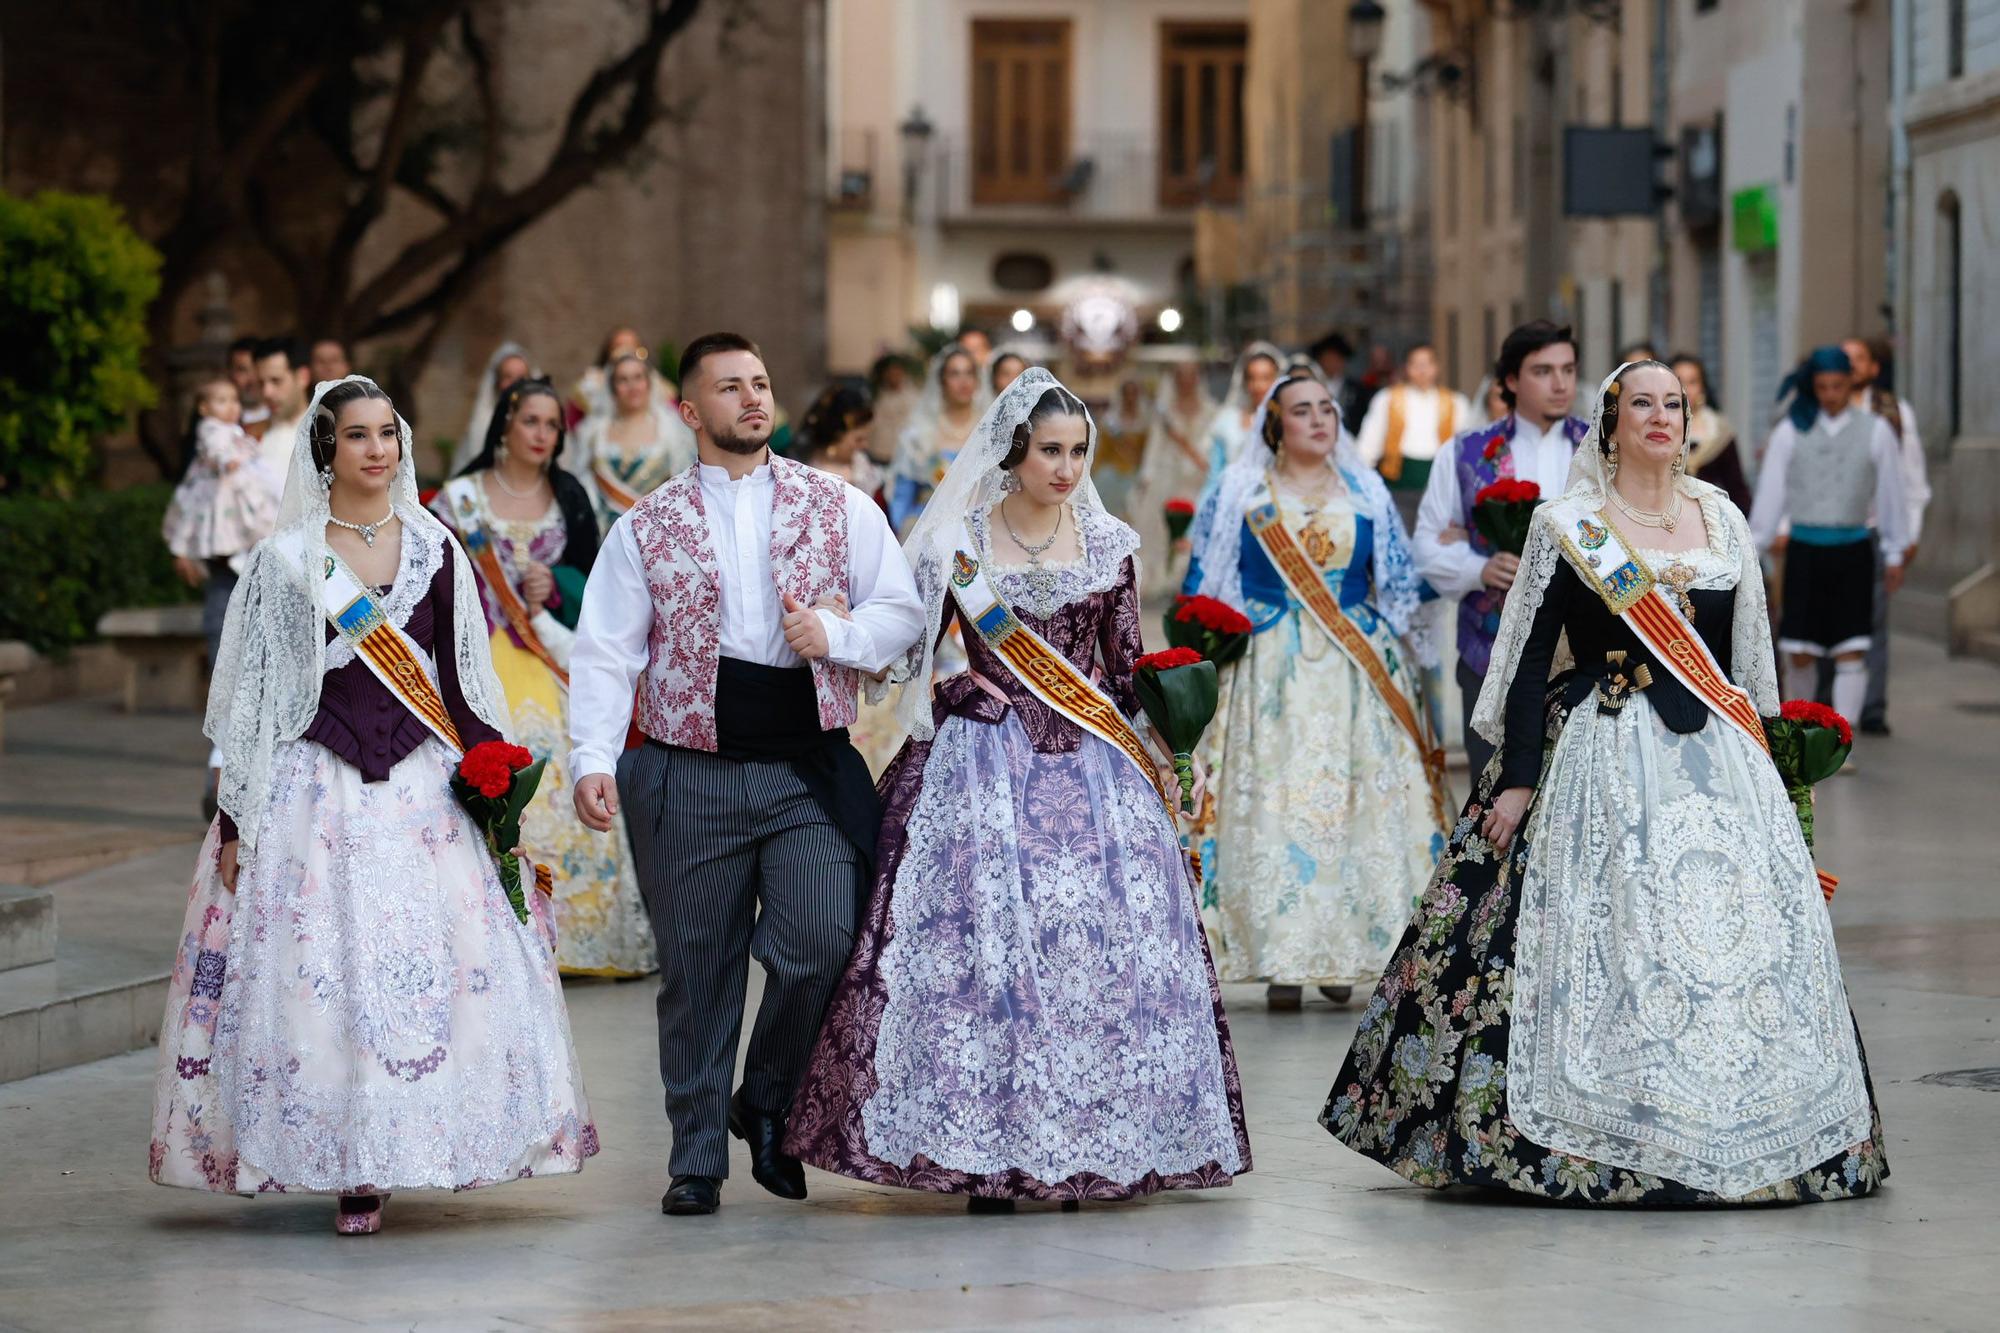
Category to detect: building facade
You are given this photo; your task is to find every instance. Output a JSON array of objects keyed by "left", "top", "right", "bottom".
[{"left": 825, "top": 0, "right": 1250, "bottom": 373}]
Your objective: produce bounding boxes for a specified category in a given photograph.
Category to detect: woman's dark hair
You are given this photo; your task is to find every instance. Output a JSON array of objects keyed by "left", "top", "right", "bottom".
[
  {"left": 868, "top": 352, "right": 918, "bottom": 390},
  {"left": 1668, "top": 351, "right": 1716, "bottom": 411},
  {"left": 455, "top": 377, "right": 600, "bottom": 572},
  {"left": 796, "top": 382, "right": 874, "bottom": 458},
  {"left": 1001, "top": 385, "right": 1089, "bottom": 469},
  {"left": 1493, "top": 320, "right": 1576, "bottom": 408},
  {"left": 309, "top": 379, "right": 397, "bottom": 471},
  {"left": 1258, "top": 371, "right": 1328, "bottom": 453},
  {"left": 988, "top": 352, "right": 1026, "bottom": 382},
  {"left": 1597, "top": 359, "right": 1690, "bottom": 456}
]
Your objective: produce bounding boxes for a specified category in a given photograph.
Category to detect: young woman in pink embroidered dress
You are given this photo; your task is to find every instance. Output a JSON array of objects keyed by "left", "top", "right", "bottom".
[{"left": 151, "top": 378, "right": 597, "bottom": 1235}]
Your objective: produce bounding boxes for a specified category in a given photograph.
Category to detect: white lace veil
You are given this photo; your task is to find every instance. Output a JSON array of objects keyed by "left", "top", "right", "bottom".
[
  {"left": 450, "top": 341, "right": 533, "bottom": 474},
  {"left": 889, "top": 342, "right": 983, "bottom": 517},
  {"left": 207, "top": 375, "right": 510, "bottom": 852},
  {"left": 882, "top": 367, "right": 1108, "bottom": 742},
  {"left": 1203, "top": 340, "right": 1286, "bottom": 469},
  {"left": 1185, "top": 373, "right": 1434, "bottom": 666},
  {"left": 1467, "top": 362, "right": 1778, "bottom": 745}
]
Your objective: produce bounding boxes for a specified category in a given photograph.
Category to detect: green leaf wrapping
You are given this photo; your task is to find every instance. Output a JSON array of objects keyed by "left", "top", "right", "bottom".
[
  {"left": 1134, "top": 660, "right": 1219, "bottom": 756},
  {"left": 1471, "top": 499, "right": 1539, "bottom": 556}
]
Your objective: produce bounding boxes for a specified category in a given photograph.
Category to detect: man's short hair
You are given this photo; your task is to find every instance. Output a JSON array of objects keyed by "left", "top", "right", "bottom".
[
  {"left": 228, "top": 335, "right": 261, "bottom": 358},
  {"left": 252, "top": 336, "right": 310, "bottom": 371},
  {"left": 679, "top": 332, "right": 765, "bottom": 389},
  {"left": 1308, "top": 331, "right": 1354, "bottom": 363},
  {"left": 1403, "top": 341, "right": 1436, "bottom": 361},
  {"left": 1494, "top": 320, "right": 1576, "bottom": 408}
]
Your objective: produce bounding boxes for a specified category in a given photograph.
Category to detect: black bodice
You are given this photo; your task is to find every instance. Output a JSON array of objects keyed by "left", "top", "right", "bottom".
[{"left": 1498, "top": 560, "right": 1740, "bottom": 790}]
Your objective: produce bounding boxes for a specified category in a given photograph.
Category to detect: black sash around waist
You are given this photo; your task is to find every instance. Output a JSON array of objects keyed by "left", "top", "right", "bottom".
[{"left": 646, "top": 656, "right": 880, "bottom": 881}]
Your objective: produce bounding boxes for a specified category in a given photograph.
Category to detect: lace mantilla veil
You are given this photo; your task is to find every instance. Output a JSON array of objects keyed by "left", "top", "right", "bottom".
[
  {"left": 881, "top": 366, "right": 1111, "bottom": 743},
  {"left": 207, "top": 375, "right": 510, "bottom": 852},
  {"left": 450, "top": 340, "right": 532, "bottom": 475},
  {"left": 1202, "top": 340, "right": 1285, "bottom": 470},
  {"left": 1466, "top": 362, "right": 1781, "bottom": 746},
  {"left": 1184, "top": 375, "right": 1436, "bottom": 668},
  {"left": 889, "top": 342, "right": 982, "bottom": 506}
]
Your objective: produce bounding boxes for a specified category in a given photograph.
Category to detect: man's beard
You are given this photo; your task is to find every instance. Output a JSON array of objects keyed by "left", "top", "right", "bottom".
[{"left": 709, "top": 420, "right": 772, "bottom": 456}]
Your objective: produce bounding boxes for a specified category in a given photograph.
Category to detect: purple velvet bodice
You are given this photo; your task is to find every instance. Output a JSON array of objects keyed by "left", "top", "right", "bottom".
[{"left": 931, "top": 555, "right": 1146, "bottom": 753}]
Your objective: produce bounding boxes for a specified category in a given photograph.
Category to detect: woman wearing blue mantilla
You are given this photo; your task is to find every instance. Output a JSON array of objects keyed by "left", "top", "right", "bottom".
[{"left": 1185, "top": 370, "right": 1449, "bottom": 1011}]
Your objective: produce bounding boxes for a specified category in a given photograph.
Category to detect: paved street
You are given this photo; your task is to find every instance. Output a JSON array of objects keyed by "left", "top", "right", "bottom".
[{"left": 3, "top": 633, "right": 1998, "bottom": 1331}]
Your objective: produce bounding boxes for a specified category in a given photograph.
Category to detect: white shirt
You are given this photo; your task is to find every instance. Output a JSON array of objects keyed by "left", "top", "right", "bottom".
[
  {"left": 1355, "top": 386, "right": 1474, "bottom": 468},
  {"left": 567, "top": 459, "right": 926, "bottom": 780},
  {"left": 1748, "top": 412, "right": 1911, "bottom": 564},
  {"left": 254, "top": 411, "right": 303, "bottom": 501},
  {"left": 1413, "top": 414, "right": 1579, "bottom": 600},
  {"left": 1884, "top": 395, "right": 1930, "bottom": 545}
]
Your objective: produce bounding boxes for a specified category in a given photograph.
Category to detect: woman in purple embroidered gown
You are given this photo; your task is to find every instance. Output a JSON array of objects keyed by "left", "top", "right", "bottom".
[
  {"left": 785, "top": 369, "right": 1250, "bottom": 1210},
  {"left": 151, "top": 379, "right": 597, "bottom": 1235}
]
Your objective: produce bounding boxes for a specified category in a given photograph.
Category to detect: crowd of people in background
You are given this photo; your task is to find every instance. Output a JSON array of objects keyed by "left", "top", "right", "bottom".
[{"left": 154, "top": 310, "right": 1918, "bottom": 1230}]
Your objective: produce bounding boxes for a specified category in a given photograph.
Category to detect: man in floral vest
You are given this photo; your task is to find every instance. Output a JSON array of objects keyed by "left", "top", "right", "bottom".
[
  {"left": 1412, "top": 321, "right": 1585, "bottom": 784},
  {"left": 569, "top": 332, "right": 925, "bottom": 1217}
]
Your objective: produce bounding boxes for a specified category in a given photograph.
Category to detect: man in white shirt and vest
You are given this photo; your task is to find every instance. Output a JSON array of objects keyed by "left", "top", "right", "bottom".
[{"left": 570, "top": 333, "right": 926, "bottom": 1217}]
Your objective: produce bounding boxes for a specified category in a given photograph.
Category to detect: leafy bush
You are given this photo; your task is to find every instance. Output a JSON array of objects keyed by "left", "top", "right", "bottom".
[
  {"left": 0, "top": 191, "right": 162, "bottom": 497},
  {"left": 0, "top": 485, "right": 194, "bottom": 654}
]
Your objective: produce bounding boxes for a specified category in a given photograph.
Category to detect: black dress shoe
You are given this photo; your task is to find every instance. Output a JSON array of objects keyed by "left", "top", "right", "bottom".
[
  {"left": 967, "top": 1196, "right": 1016, "bottom": 1214},
  {"left": 1861, "top": 719, "right": 1891, "bottom": 737},
  {"left": 662, "top": 1174, "right": 720, "bottom": 1215},
  {"left": 728, "top": 1090, "right": 807, "bottom": 1200}
]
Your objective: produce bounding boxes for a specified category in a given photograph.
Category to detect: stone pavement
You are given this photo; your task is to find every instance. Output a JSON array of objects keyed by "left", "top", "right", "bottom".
[{"left": 2, "top": 636, "right": 1999, "bottom": 1330}]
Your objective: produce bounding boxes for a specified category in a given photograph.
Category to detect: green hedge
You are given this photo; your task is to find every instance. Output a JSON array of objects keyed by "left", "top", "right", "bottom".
[
  {"left": 0, "top": 191, "right": 161, "bottom": 498},
  {"left": 0, "top": 484, "right": 195, "bottom": 655}
]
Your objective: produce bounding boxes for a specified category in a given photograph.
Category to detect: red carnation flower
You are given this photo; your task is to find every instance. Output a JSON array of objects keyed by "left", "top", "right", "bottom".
[
  {"left": 1164, "top": 497, "right": 1197, "bottom": 517},
  {"left": 1779, "top": 699, "right": 1853, "bottom": 747},
  {"left": 1482, "top": 436, "right": 1503, "bottom": 461},
  {"left": 1137, "top": 646, "right": 1204, "bottom": 672},
  {"left": 1172, "top": 595, "right": 1253, "bottom": 636}
]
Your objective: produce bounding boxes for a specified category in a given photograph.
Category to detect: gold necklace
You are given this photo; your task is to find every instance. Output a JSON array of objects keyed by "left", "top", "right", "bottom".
[{"left": 1610, "top": 485, "right": 1682, "bottom": 532}]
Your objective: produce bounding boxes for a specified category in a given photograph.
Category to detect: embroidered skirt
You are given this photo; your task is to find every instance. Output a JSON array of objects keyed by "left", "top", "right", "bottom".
[{"left": 150, "top": 738, "right": 598, "bottom": 1194}]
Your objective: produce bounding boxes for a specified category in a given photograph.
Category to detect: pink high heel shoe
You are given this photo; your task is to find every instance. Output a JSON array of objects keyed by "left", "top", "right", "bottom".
[{"left": 335, "top": 1192, "right": 388, "bottom": 1235}]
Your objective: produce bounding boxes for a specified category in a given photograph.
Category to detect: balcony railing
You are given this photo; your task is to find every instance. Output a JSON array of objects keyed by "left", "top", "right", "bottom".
[{"left": 917, "top": 132, "right": 1240, "bottom": 226}]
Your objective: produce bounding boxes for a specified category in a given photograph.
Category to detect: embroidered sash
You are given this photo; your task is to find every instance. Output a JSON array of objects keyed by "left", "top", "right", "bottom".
[
  {"left": 948, "top": 521, "right": 1172, "bottom": 810},
  {"left": 273, "top": 532, "right": 462, "bottom": 755},
  {"left": 1246, "top": 499, "right": 1453, "bottom": 831},
  {"left": 593, "top": 459, "right": 643, "bottom": 514},
  {"left": 444, "top": 477, "right": 570, "bottom": 687},
  {"left": 1549, "top": 503, "right": 1768, "bottom": 754}
]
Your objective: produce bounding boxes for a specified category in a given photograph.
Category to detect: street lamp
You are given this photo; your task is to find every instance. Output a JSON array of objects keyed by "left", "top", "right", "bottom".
[
  {"left": 898, "top": 105, "right": 934, "bottom": 224},
  {"left": 1346, "top": 1, "right": 1386, "bottom": 232}
]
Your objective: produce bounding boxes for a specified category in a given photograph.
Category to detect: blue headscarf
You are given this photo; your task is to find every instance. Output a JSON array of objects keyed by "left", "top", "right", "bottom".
[{"left": 1774, "top": 345, "right": 1852, "bottom": 432}]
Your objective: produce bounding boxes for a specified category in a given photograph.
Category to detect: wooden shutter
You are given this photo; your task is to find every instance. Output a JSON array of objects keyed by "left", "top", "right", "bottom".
[
  {"left": 1160, "top": 22, "right": 1247, "bottom": 207},
  {"left": 970, "top": 20, "right": 1072, "bottom": 206}
]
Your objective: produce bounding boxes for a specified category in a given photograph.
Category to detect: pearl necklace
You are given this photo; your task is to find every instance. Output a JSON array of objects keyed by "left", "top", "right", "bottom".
[
  {"left": 328, "top": 507, "right": 396, "bottom": 547},
  {"left": 490, "top": 466, "right": 548, "bottom": 501}
]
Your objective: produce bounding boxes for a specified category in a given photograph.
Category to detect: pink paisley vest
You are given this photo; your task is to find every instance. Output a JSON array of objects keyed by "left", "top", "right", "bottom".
[{"left": 626, "top": 455, "right": 860, "bottom": 751}]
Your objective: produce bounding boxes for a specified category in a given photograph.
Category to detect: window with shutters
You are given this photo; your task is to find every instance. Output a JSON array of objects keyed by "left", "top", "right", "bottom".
[
  {"left": 970, "top": 20, "right": 1073, "bottom": 206},
  {"left": 1159, "top": 22, "right": 1247, "bottom": 207}
]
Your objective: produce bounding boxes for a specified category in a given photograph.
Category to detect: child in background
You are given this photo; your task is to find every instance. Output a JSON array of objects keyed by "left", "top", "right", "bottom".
[{"left": 162, "top": 378, "right": 281, "bottom": 579}]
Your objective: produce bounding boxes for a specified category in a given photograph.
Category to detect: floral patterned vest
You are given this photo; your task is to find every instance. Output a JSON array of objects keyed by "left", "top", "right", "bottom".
[
  {"left": 1450, "top": 414, "right": 1588, "bottom": 674},
  {"left": 626, "top": 454, "right": 859, "bottom": 750}
]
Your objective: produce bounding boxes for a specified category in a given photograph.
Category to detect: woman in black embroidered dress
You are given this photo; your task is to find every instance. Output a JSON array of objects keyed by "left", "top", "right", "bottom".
[{"left": 1321, "top": 361, "right": 1887, "bottom": 1204}]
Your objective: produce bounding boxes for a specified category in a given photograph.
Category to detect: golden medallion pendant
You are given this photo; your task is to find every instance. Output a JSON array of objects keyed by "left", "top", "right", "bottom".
[{"left": 1300, "top": 519, "right": 1337, "bottom": 569}]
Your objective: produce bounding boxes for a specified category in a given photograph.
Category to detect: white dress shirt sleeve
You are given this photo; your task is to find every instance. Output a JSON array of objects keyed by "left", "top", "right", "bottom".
[
  {"left": 1869, "top": 419, "right": 1911, "bottom": 564},
  {"left": 1354, "top": 393, "right": 1390, "bottom": 468},
  {"left": 1896, "top": 398, "right": 1930, "bottom": 546},
  {"left": 817, "top": 485, "right": 926, "bottom": 673},
  {"left": 566, "top": 515, "right": 654, "bottom": 780},
  {"left": 1412, "top": 446, "right": 1489, "bottom": 599},
  {"left": 1748, "top": 423, "right": 1795, "bottom": 551}
]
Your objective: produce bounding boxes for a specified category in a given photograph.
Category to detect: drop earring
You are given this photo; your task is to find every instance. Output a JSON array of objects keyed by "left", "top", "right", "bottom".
[
  {"left": 1605, "top": 438, "right": 1619, "bottom": 479},
  {"left": 318, "top": 463, "right": 335, "bottom": 492},
  {"left": 1000, "top": 469, "right": 1022, "bottom": 494}
]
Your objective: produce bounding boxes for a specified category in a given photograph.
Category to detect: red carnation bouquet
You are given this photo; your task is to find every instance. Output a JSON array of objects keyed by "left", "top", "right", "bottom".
[
  {"left": 1134, "top": 646, "right": 1219, "bottom": 814},
  {"left": 1165, "top": 594, "right": 1252, "bottom": 668},
  {"left": 450, "top": 741, "right": 549, "bottom": 924},
  {"left": 1766, "top": 701, "right": 1852, "bottom": 862},
  {"left": 1163, "top": 497, "right": 1198, "bottom": 542},
  {"left": 1472, "top": 478, "right": 1542, "bottom": 556}
]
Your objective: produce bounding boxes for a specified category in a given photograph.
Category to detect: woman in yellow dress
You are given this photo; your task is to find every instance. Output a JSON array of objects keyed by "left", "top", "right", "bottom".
[{"left": 430, "top": 377, "right": 656, "bottom": 978}]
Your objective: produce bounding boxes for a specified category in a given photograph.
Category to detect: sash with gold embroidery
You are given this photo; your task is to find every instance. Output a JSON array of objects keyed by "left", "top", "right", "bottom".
[
  {"left": 1245, "top": 498, "right": 1453, "bottom": 832},
  {"left": 1549, "top": 503, "right": 1769, "bottom": 754},
  {"left": 947, "top": 521, "right": 1172, "bottom": 810},
  {"left": 444, "top": 477, "right": 570, "bottom": 688},
  {"left": 273, "top": 532, "right": 463, "bottom": 755},
  {"left": 593, "top": 459, "right": 643, "bottom": 514}
]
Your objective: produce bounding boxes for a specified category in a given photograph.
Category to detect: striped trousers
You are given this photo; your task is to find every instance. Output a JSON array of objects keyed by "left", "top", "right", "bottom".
[{"left": 617, "top": 743, "right": 861, "bottom": 1179}]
